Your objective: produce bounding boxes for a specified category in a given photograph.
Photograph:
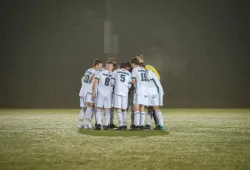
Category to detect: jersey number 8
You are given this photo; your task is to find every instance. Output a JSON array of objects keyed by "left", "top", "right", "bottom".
[{"left": 105, "top": 77, "right": 110, "bottom": 86}]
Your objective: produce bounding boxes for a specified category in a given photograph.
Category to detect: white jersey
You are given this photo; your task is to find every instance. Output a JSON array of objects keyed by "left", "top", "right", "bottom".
[
  {"left": 112, "top": 69, "right": 132, "bottom": 96},
  {"left": 79, "top": 68, "right": 96, "bottom": 96},
  {"left": 132, "top": 66, "right": 149, "bottom": 95},
  {"left": 95, "top": 69, "right": 113, "bottom": 92},
  {"left": 147, "top": 70, "right": 164, "bottom": 95}
]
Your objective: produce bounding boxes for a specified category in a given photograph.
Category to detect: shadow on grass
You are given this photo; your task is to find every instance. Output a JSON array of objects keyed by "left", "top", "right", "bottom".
[{"left": 77, "top": 129, "right": 169, "bottom": 137}]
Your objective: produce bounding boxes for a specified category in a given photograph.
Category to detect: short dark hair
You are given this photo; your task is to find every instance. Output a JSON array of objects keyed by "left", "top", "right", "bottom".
[
  {"left": 125, "top": 62, "right": 131, "bottom": 68},
  {"left": 120, "top": 62, "right": 126, "bottom": 69},
  {"left": 131, "top": 57, "right": 140, "bottom": 65},
  {"left": 94, "top": 59, "right": 102, "bottom": 66}
]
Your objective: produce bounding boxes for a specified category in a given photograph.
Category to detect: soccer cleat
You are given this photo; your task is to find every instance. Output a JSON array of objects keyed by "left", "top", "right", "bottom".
[
  {"left": 154, "top": 125, "right": 161, "bottom": 130},
  {"left": 144, "top": 124, "right": 151, "bottom": 130},
  {"left": 159, "top": 125, "right": 167, "bottom": 132},
  {"left": 78, "top": 124, "right": 84, "bottom": 129},
  {"left": 136, "top": 126, "right": 142, "bottom": 131},
  {"left": 103, "top": 126, "right": 110, "bottom": 130},
  {"left": 123, "top": 125, "right": 128, "bottom": 130},
  {"left": 95, "top": 124, "right": 102, "bottom": 130},
  {"left": 109, "top": 124, "right": 118, "bottom": 129},
  {"left": 116, "top": 126, "right": 124, "bottom": 131},
  {"left": 130, "top": 124, "right": 136, "bottom": 129}
]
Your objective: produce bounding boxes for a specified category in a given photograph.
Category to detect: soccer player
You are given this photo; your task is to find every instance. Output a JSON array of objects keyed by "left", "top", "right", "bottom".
[
  {"left": 147, "top": 69, "right": 166, "bottom": 131},
  {"left": 108, "top": 58, "right": 118, "bottom": 129},
  {"left": 112, "top": 62, "right": 132, "bottom": 130},
  {"left": 131, "top": 57, "right": 149, "bottom": 130},
  {"left": 137, "top": 55, "right": 160, "bottom": 129},
  {"left": 93, "top": 61, "right": 115, "bottom": 130},
  {"left": 78, "top": 59, "right": 103, "bottom": 129}
]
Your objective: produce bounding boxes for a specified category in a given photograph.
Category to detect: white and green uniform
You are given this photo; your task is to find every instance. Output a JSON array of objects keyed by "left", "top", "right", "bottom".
[
  {"left": 131, "top": 66, "right": 149, "bottom": 106},
  {"left": 112, "top": 69, "right": 132, "bottom": 110},
  {"left": 147, "top": 70, "right": 164, "bottom": 106},
  {"left": 79, "top": 68, "right": 96, "bottom": 107},
  {"left": 95, "top": 69, "right": 113, "bottom": 108}
]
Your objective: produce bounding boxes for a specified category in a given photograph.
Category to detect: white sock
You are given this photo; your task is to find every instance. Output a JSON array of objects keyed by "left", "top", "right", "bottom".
[
  {"left": 155, "top": 110, "right": 164, "bottom": 126},
  {"left": 134, "top": 111, "right": 140, "bottom": 126},
  {"left": 96, "top": 110, "right": 102, "bottom": 125},
  {"left": 78, "top": 108, "right": 85, "bottom": 126},
  {"left": 104, "top": 110, "right": 110, "bottom": 126},
  {"left": 117, "top": 110, "right": 123, "bottom": 126},
  {"left": 131, "top": 109, "right": 134, "bottom": 125},
  {"left": 122, "top": 111, "right": 127, "bottom": 126},
  {"left": 85, "top": 107, "right": 93, "bottom": 127},
  {"left": 110, "top": 108, "right": 114, "bottom": 124},
  {"left": 140, "top": 112, "right": 146, "bottom": 126},
  {"left": 147, "top": 110, "right": 153, "bottom": 125}
]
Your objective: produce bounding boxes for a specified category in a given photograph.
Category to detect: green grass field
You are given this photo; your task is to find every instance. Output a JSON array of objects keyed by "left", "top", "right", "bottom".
[{"left": 0, "top": 109, "right": 250, "bottom": 170}]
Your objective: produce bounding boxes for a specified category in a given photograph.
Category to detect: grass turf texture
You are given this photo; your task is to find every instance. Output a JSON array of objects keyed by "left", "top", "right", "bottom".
[{"left": 0, "top": 109, "right": 250, "bottom": 170}]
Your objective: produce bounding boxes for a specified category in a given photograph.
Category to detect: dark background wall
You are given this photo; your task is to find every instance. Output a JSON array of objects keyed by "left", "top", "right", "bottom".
[{"left": 1, "top": 0, "right": 250, "bottom": 108}]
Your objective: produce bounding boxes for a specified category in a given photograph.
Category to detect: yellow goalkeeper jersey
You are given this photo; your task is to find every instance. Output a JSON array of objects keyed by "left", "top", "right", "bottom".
[{"left": 145, "top": 65, "right": 160, "bottom": 80}]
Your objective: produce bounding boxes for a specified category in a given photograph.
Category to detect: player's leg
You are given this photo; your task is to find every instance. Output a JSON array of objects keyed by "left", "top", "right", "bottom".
[
  {"left": 153, "top": 94, "right": 166, "bottom": 131},
  {"left": 132, "top": 94, "right": 141, "bottom": 130},
  {"left": 95, "top": 92, "right": 105, "bottom": 130},
  {"left": 109, "top": 94, "right": 117, "bottom": 128},
  {"left": 145, "top": 107, "right": 153, "bottom": 130},
  {"left": 103, "top": 92, "right": 112, "bottom": 130},
  {"left": 78, "top": 96, "right": 86, "bottom": 129},
  {"left": 114, "top": 95, "right": 123, "bottom": 130},
  {"left": 139, "top": 104, "right": 146, "bottom": 130},
  {"left": 121, "top": 96, "right": 128, "bottom": 130},
  {"left": 84, "top": 93, "right": 95, "bottom": 129},
  {"left": 85, "top": 103, "right": 94, "bottom": 129}
]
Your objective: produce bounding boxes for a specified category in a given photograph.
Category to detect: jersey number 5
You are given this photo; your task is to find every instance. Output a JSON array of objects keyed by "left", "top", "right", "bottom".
[
  {"left": 120, "top": 74, "right": 125, "bottom": 82},
  {"left": 105, "top": 77, "right": 110, "bottom": 86}
]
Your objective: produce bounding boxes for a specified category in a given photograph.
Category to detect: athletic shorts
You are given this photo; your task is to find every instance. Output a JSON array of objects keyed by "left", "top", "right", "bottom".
[
  {"left": 148, "top": 94, "right": 163, "bottom": 106},
  {"left": 113, "top": 94, "right": 128, "bottom": 110},
  {"left": 85, "top": 92, "right": 95, "bottom": 103},
  {"left": 96, "top": 91, "right": 113, "bottom": 109},
  {"left": 80, "top": 96, "right": 87, "bottom": 108},
  {"left": 133, "top": 94, "right": 148, "bottom": 106}
]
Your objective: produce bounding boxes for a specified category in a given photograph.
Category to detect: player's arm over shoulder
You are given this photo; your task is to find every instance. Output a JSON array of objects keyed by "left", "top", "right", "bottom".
[{"left": 146, "top": 65, "right": 160, "bottom": 80}]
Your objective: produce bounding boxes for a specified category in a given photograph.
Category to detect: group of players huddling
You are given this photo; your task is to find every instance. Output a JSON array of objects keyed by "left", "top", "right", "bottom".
[{"left": 78, "top": 55, "right": 166, "bottom": 131}]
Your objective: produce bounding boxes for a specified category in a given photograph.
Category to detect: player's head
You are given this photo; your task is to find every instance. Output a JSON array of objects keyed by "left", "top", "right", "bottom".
[
  {"left": 136, "top": 54, "right": 144, "bottom": 63},
  {"left": 120, "top": 62, "right": 126, "bottom": 69},
  {"left": 131, "top": 57, "right": 140, "bottom": 68},
  {"left": 93, "top": 59, "right": 103, "bottom": 69},
  {"left": 139, "top": 62, "right": 146, "bottom": 68},
  {"left": 108, "top": 57, "right": 116, "bottom": 63},
  {"left": 125, "top": 62, "right": 131, "bottom": 70},
  {"left": 106, "top": 61, "right": 115, "bottom": 71}
]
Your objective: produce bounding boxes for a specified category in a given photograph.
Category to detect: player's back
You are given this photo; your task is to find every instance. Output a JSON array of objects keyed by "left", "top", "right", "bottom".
[
  {"left": 147, "top": 70, "right": 164, "bottom": 95},
  {"left": 79, "top": 68, "right": 95, "bottom": 96},
  {"left": 113, "top": 69, "right": 131, "bottom": 96},
  {"left": 96, "top": 69, "right": 113, "bottom": 92},
  {"left": 132, "top": 66, "right": 149, "bottom": 95}
]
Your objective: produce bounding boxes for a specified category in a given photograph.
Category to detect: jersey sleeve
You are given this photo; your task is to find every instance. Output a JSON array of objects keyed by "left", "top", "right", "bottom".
[
  {"left": 111, "top": 71, "right": 116, "bottom": 86},
  {"left": 131, "top": 68, "right": 136, "bottom": 80},
  {"left": 128, "top": 72, "right": 132, "bottom": 88},
  {"left": 95, "top": 70, "right": 101, "bottom": 80},
  {"left": 146, "top": 65, "right": 160, "bottom": 80}
]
